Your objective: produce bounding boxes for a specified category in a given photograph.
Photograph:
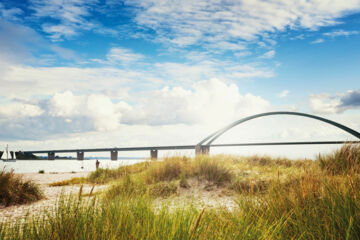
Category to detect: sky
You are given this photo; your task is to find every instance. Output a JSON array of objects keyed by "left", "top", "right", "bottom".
[{"left": 0, "top": 0, "right": 360, "bottom": 159}]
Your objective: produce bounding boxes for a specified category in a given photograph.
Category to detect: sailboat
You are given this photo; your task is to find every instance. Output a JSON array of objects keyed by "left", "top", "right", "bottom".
[{"left": 2, "top": 145, "right": 16, "bottom": 162}]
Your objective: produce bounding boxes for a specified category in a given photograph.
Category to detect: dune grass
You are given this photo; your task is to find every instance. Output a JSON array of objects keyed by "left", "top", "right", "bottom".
[
  {"left": 1, "top": 154, "right": 360, "bottom": 239},
  {"left": 0, "top": 168, "right": 43, "bottom": 206},
  {"left": 318, "top": 143, "right": 360, "bottom": 175},
  {"left": 4, "top": 146, "right": 360, "bottom": 239}
]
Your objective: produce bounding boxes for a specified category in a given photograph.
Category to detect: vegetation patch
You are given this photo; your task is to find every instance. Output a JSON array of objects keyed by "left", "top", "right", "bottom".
[
  {"left": 0, "top": 169, "right": 43, "bottom": 206},
  {"left": 50, "top": 161, "right": 149, "bottom": 186},
  {"left": 144, "top": 156, "right": 187, "bottom": 184},
  {"left": 193, "top": 156, "right": 233, "bottom": 186},
  {"left": 2, "top": 146, "right": 360, "bottom": 239},
  {"left": 105, "top": 175, "right": 146, "bottom": 199},
  {"left": 230, "top": 178, "right": 268, "bottom": 194},
  {"left": 148, "top": 182, "right": 178, "bottom": 198},
  {"left": 318, "top": 143, "right": 360, "bottom": 175}
]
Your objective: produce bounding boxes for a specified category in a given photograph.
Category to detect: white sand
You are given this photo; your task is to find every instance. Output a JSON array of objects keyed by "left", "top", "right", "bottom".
[{"left": 0, "top": 172, "right": 107, "bottom": 222}]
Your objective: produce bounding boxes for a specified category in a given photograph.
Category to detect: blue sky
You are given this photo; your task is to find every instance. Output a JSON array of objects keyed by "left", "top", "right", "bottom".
[{"left": 1, "top": 0, "right": 360, "bottom": 158}]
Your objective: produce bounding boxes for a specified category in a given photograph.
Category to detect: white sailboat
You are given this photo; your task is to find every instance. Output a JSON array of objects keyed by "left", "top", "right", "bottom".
[
  {"left": 2, "top": 145, "right": 16, "bottom": 162},
  {"left": 1, "top": 145, "right": 8, "bottom": 161}
]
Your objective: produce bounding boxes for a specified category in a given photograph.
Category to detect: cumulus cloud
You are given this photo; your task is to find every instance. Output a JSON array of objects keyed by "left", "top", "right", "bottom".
[
  {"left": 45, "top": 79, "right": 271, "bottom": 129},
  {"left": 310, "top": 90, "right": 360, "bottom": 114},
  {"left": 0, "top": 79, "right": 271, "bottom": 140},
  {"left": 126, "top": 0, "right": 360, "bottom": 49},
  {"left": 48, "top": 91, "right": 131, "bottom": 131},
  {"left": 309, "top": 94, "right": 342, "bottom": 114},
  {"left": 122, "top": 78, "right": 271, "bottom": 126}
]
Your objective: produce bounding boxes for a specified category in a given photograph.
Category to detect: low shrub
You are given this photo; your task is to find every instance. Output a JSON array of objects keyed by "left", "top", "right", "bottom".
[{"left": 0, "top": 169, "right": 43, "bottom": 206}]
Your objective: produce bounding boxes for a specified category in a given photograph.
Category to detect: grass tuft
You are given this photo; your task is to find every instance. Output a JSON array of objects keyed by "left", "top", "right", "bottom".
[
  {"left": 0, "top": 168, "right": 43, "bottom": 206},
  {"left": 144, "top": 157, "right": 187, "bottom": 184},
  {"left": 318, "top": 143, "right": 360, "bottom": 175},
  {"left": 148, "top": 182, "right": 177, "bottom": 198},
  {"left": 193, "top": 156, "right": 233, "bottom": 186}
]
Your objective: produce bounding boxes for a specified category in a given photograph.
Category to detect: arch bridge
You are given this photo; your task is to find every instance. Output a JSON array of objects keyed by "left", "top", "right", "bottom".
[{"left": 6, "top": 111, "right": 359, "bottom": 160}]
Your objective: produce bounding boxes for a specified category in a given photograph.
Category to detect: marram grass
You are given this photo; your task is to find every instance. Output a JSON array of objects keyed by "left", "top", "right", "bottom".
[{"left": 2, "top": 147, "right": 360, "bottom": 239}]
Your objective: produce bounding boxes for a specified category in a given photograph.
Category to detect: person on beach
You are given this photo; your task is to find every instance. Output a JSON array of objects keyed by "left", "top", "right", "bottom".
[{"left": 96, "top": 159, "right": 100, "bottom": 169}]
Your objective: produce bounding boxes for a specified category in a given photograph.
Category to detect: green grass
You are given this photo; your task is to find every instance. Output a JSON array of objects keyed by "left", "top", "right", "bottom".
[
  {"left": 0, "top": 168, "right": 43, "bottom": 206},
  {"left": 4, "top": 146, "right": 360, "bottom": 239}
]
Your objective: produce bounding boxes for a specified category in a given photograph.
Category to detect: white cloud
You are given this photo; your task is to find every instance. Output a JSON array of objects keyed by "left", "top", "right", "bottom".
[
  {"left": 260, "top": 50, "right": 275, "bottom": 59},
  {"left": 0, "top": 102, "right": 44, "bottom": 118},
  {"left": 311, "top": 38, "right": 325, "bottom": 44},
  {"left": 127, "top": 0, "right": 360, "bottom": 49},
  {"left": 30, "top": 0, "right": 97, "bottom": 40},
  {"left": 279, "top": 90, "right": 290, "bottom": 98},
  {"left": 48, "top": 91, "right": 83, "bottom": 117},
  {"left": 323, "top": 30, "right": 359, "bottom": 38},
  {"left": 42, "top": 24, "right": 78, "bottom": 40},
  {"left": 310, "top": 90, "right": 360, "bottom": 114},
  {"left": 0, "top": 79, "right": 271, "bottom": 139},
  {"left": 0, "top": 65, "right": 153, "bottom": 99},
  {"left": 0, "top": 55, "right": 274, "bottom": 100},
  {"left": 48, "top": 91, "right": 131, "bottom": 131},
  {"left": 106, "top": 47, "right": 144, "bottom": 64},
  {"left": 309, "top": 93, "right": 342, "bottom": 114},
  {"left": 122, "top": 78, "right": 271, "bottom": 127}
]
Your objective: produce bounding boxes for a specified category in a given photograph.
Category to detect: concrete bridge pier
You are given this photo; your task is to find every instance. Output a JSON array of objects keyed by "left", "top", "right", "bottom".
[
  {"left": 48, "top": 152, "right": 55, "bottom": 160},
  {"left": 77, "top": 151, "right": 84, "bottom": 160},
  {"left": 111, "top": 150, "right": 118, "bottom": 160},
  {"left": 150, "top": 149, "right": 158, "bottom": 159},
  {"left": 195, "top": 145, "right": 210, "bottom": 156}
]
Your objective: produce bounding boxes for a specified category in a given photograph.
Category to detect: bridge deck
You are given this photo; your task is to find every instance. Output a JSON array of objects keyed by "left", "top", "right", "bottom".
[{"left": 24, "top": 141, "right": 360, "bottom": 154}]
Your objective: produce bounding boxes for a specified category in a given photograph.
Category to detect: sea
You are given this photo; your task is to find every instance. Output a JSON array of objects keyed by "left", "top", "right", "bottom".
[{"left": 0, "top": 158, "right": 147, "bottom": 173}]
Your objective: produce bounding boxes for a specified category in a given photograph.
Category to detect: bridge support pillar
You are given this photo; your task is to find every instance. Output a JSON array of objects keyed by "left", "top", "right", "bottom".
[
  {"left": 77, "top": 151, "right": 84, "bottom": 160},
  {"left": 195, "top": 145, "right": 210, "bottom": 156},
  {"left": 150, "top": 149, "right": 158, "bottom": 160},
  {"left": 111, "top": 150, "right": 118, "bottom": 160},
  {"left": 48, "top": 152, "right": 55, "bottom": 160}
]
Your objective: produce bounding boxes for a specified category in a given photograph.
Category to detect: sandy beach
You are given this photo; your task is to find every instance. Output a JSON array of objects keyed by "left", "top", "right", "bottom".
[{"left": 0, "top": 172, "right": 107, "bottom": 222}]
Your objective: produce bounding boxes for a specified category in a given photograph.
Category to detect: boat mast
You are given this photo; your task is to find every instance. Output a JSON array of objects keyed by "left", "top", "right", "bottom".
[{"left": 6, "top": 144, "right": 8, "bottom": 160}]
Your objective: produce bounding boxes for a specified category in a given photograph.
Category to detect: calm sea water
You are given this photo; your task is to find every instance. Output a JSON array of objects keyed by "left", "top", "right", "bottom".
[{"left": 0, "top": 158, "right": 147, "bottom": 173}]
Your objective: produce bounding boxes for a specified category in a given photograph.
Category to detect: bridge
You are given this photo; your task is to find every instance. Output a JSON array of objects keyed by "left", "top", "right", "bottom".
[{"left": 2, "top": 111, "right": 360, "bottom": 160}]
